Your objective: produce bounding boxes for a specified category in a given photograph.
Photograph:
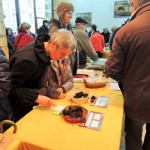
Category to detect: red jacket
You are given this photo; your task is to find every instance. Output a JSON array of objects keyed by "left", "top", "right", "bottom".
[
  {"left": 14, "top": 29, "right": 34, "bottom": 50},
  {"left": 90, "top": 32, "right": 105, "bottom": 54}
]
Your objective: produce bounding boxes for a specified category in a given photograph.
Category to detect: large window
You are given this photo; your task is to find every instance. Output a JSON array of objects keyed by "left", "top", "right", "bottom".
[
  {"left": 2, "top": 0, "right": 52, "bottom": 34},
  {"left": 2, "top": 0, "right": 17, "bottom": 33}
]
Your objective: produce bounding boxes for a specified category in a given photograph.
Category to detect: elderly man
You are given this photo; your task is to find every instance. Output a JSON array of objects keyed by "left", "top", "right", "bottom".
[
  {"left": 73, "top": 17, "right": 99, "bottom": 68},
  {"left": 105, "top": 0, "right": 150, "bottom": 149},
  {"left": 9, "top": 29, "right": 76, "bottom": 121}
]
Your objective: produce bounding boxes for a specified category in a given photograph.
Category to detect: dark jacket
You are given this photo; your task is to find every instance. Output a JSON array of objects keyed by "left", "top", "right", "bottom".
[
  {"left": 0, "top": 48, "right": 14, "bottom": 122},
  {"left": 9, "top": 34, "right": 50, "bottom": 121},
  {"left": 101, "top": 32, "right": 110, "bottom": 44},
  {"left": 105, "top": 2, "right": 150, "bottom": 122},
  {"left": 37, "top": 25, "right": 49, "bottom": 36}
]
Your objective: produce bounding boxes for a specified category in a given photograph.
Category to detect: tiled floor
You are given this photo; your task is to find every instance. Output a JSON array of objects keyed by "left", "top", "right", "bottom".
[{"left": 120, "top": 124, "right": 146, "bottom": 150}]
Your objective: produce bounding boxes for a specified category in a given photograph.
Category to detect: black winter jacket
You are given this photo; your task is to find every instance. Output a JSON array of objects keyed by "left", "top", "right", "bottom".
[
  {"left": 0, "top": 48, "right": 14, "bottom": 122},
  {"left": 9, "top": 34, "right": 50, "bottom": 120},
  {"left": 37, "top": 25, "right": 49, "bottom": 36}
]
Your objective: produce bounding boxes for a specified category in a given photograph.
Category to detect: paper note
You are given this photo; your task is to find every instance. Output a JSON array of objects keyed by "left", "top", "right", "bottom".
[
  {"left": 90, "top": 96, "right": 110, "bottom": 108},
  {"left": 52, "top": 105, "right": 66, "bottom": 115},
  {"left": 79, "top": 111, "right": 104, "bottom": 130}
]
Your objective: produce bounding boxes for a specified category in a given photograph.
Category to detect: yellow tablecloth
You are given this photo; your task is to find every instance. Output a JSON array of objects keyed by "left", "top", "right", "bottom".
[
  {"left": 5, "top": 81, "right": 124, "bottom": 150},
  {"left": 102, "top": 50, "right": 110, "bottom": 59}
]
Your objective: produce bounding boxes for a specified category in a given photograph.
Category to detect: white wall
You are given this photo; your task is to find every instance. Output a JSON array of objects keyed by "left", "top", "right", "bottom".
[{"left": 70, "top": 0, "right": 130, "bottom": 32}]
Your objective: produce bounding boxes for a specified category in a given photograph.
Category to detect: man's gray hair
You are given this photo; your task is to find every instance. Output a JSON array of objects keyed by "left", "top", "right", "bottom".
[{"left": 50, "top": 29, "right": 76, "bottom": 51}]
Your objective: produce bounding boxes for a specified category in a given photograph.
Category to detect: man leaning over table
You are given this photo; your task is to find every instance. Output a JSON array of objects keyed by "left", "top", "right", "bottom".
[
  {"left": 105, "top": 0, "right": 150, "bottom": 150},
  {"left": 9, "top": 29, "right": 76, "bottom": 122}
]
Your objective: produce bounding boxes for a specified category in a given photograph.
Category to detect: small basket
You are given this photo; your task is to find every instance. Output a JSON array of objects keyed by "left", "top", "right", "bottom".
[{"left": 71, "top": 88, "right": 90, "bottom": 105}]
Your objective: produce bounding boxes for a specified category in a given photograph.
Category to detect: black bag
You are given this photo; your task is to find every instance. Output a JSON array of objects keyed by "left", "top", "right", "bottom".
[{"left": 79, "top": 50, "right": 86, "bottom": 65}]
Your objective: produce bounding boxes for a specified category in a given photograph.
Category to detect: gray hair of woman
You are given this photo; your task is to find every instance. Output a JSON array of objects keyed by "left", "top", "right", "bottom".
[
  {"left": 19, "top": 22, "right": 31, "bottom": 30},
  {"left": 50, "top": 29, "right": 76, "bottom": 51}
]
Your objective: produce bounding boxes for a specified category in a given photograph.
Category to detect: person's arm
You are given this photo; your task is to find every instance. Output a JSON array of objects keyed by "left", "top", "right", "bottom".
[
  {"left": 102, "top": 35, "right": 105, "bottom": 49},
  {"left": 104, "top": 31, "right": 127, "bottom": 81},
  {"left": 38, "top": 85, "right": 65, "bottom": 99},
  {"left": 10, "top": 59, "right": 40, "bottom": 104},
  {"left": 37, "top": 67, "right": 65, "bottom": 99},
  {"left": 78, "top": 31, "right": 99, "bottom": 61},
  {"left": 0, "top": 52, "right": 11, "bottom": 97},
  {"left": 60, "top": 65, "right": 73, "bottom": 93}
]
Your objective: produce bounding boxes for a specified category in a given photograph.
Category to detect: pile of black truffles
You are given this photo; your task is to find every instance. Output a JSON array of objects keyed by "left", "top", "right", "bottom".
[
  {"left": 63, "top": 106, "right": 83, "bottom": 118},
  {"left": 73, "top": 92, "right": 88, "bottom": 99},
  {"left": 90, "top": 95, "right": 96, "bottom": 103}
]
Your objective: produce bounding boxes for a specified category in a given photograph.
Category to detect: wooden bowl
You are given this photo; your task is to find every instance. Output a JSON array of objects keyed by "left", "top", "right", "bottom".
[
  {"left": 83, "top": 77, "right": 107, "bottom": 88},
  {"left": 62, "top": 105, "right": 88, "bottom": 123}
]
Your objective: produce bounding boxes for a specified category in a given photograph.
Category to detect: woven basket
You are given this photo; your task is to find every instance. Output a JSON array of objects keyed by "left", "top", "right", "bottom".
[{"left": 71, "top": 88, "right": 90, "bottom": 105}]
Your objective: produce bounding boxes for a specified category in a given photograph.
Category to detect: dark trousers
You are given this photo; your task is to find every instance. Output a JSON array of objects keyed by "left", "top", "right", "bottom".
[
  {"left": 96, "top": 51, "right": 102, "bottom": 58},
  {"left": 125, "top": 115, "right": 150, "bottom": 150}
]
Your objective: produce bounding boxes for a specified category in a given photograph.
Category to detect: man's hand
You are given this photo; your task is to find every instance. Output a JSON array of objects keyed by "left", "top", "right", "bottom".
[
  {"left": 57, "top": 87, "right": 64, "bottom": 93},
  {"left": 35, "top": 95, "right": 56, "bottom": 107},
  {"left": 58, "top": 93, "right": 66, "bottom": 99}
]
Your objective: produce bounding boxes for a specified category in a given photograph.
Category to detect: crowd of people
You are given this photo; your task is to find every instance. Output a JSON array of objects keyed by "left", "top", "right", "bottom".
[{"left": 1, "top": 0, "right": 150, "bottom": 149}]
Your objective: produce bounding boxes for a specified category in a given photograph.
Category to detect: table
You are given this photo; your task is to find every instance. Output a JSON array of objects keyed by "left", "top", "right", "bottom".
[
  {"left": 102, "top": 50, "right": 110, "bottom": 59},
  {"left": 5, "top": 78, "right": 124, "bottom": 150}
]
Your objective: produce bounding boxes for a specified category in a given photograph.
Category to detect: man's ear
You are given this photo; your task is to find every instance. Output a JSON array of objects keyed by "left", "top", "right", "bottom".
[
  {"left": 50, "top": 40, "right": 56, "bottom": 49},
  {"left": 131, "top": 1, "right": 139, "bottom": 13}
]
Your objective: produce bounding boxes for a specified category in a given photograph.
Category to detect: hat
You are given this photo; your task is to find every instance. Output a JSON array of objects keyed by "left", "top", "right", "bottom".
[
  {"left": 57, "top": 2, "right": 74, "bottom": 19},
  {"left": 75, "top": 17, "right": 88, "bottom": 24}
]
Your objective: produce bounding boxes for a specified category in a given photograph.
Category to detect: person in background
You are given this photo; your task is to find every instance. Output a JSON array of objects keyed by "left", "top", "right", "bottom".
[
  {"left": 0, "top": 48, "right": 14, "bottom": 124},
  {"left": 49, "top": 18, "right": 62, "bottom": 36},
  {"left": 9, "top": 29, "right": 76, "bottom": 121},
  {"left": 37, "top": 20, "right": 49, "bottom": 36},
  {"left": 88, "top": 28, "right": 92, "bottom": 37},
  {"left": 90, "top": 24, "right": 105, "bottom": 58},
  {"left": 14, "top": 22, "right": 34, "bottom": 50},
  {"left": 30, "top": 31, "right": 36, "bottom": 39},
  {"left": 52, "top": 1, "right": 78, "bottom": 75},
  {"left": 101, "top": 27, "right": 110, "bottom": 45},
  {"left": 109, "top": 26, "right": 118, "bottom": 44},
  {"left": 73, "top": 17, "right": 100, "bottom": 68},
  {"left": 105, "top": 0, "right": 150, "bottom": 149},
  {"left": 6, "top": 28, "right": 16, "bottom": 58},
  {"left": 6, "top": 28, "right": 15, "bottom": 44}
]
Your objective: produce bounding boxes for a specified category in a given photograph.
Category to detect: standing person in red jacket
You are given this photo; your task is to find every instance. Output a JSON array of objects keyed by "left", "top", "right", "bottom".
[
  {"left": 90, "top": 24, "right": 105, "bottom": 58},
  {"left": 14, "top": 22, "right": 34, "bottom": 50}
]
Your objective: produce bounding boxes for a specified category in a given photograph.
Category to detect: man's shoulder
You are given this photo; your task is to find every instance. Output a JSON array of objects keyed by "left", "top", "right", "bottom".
[
  {"left": 10, "top": 43, "right": 35, "bottom": 61},
  {"left": 73, "top": 27, "right": 87, "bottom": 37}
]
